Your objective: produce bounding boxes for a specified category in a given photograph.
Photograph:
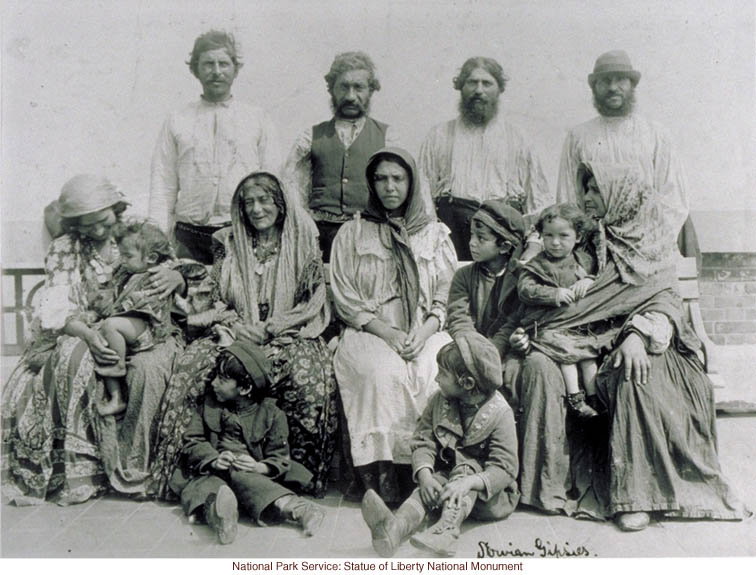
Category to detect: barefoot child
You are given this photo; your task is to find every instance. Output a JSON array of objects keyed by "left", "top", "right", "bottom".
[
  {"left": 361, "top": 331, "right": 519, "bottom": 557},
  {"left": 517, "top": 203, "right": 599, "bottom": 418},
  {"left": 94, "top": 220, "right": 174, "bottom": 415},
  {"left": 168, "top": 342, "right": 326, "bottom": 544}
]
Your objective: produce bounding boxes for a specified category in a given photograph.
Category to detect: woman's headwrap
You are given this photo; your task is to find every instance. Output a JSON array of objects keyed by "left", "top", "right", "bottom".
[
  {"left": 454, "top": 331, "right": 502, "bottom": 393},
  {"left": 217, "top": 171, "right": 329, "bottom": 338},
  {"left": 58, "top": 174, "right": 129, "bottom": 219},
  {"left": 471, "top": 199, "right": 525, "bottom": 246},
  {"left": 362, "top": 147, "right": 434, "bottom": 328},
  {"left": 576, "top": 162, "right": 677, "bottom": 285}
]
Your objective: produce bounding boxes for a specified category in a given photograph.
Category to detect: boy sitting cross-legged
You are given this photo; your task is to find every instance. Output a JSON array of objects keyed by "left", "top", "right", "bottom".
[
  {"left": 361, "top": 331, "right": 520, "bottom": 557},
  {"left": 168, "top": 341, "right": 325, "bottom": 544}
]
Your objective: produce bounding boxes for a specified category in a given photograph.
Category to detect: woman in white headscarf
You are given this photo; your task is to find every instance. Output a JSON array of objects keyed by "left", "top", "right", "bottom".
[{"left": 2, "top": 174, "right": 185, "bottom": 505}]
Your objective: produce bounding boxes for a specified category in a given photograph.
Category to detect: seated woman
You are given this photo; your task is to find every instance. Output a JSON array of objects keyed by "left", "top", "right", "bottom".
[
  {"left": 2, "top": 174, "right": 185, "bottom": 505},
  {"left": 150, "top": 171, "right": 338, "bottom": 499},
  {"left": 500, "top": 162, "right": 748, "bottom": 529},
  {"left": 330, "top": 147, "right": 457, "bottom": 505}
]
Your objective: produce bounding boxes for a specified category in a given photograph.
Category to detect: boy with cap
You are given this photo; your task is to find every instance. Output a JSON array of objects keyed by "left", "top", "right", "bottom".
[
  {"left": 446, "top": 198, "right": 526, "bottom": 353},
  {"left": 361, "top": 332, "right": 519, "bottom": 557},
  {"left": 169, "top": 341, "right": 325, "bottom": 544}
]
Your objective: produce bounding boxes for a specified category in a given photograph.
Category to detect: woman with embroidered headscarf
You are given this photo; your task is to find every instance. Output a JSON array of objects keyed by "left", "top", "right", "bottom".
[
  {"left": 330, "top": 147, "right": 457, "bottom": 505},
  {"left": 501, "top": 162, "right": 748, "bottom": 530},
  {"left": 151, "top": 171, "right": 338, "bottom": 499},
  {"left": 2, "top": 174, "right": 185, "bottom": 505}
]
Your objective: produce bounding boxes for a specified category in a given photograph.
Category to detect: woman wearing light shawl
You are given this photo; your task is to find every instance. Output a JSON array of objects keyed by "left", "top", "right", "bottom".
[
  {"left": 150, "top": 172, "right": 338, "bottom": 498},
  {"left": 500, "top": 162, "right": 747, "bottom": 530},
  {"left": 2, "top": 174, "right": 185, "bottom": 505},
  {"left": 330, "top": 147, "right": 457, "bottom": 505}
]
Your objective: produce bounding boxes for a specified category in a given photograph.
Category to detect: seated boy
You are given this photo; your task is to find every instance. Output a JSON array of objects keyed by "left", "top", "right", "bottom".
[
  {"left": 168, "top": 341, "right": 325, "bottom": 544},
  {"left": 361, "top": 331, "right": 520, "bottom": 557},
  {"left": 445, "top": 199, "right": 525, "bottom": 346}
]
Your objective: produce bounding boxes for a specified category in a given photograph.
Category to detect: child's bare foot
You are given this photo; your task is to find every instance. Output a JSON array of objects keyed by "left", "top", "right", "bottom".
[
  {"left": 567, "top": 391, "right": 598, "bottom": 419},
  {"left": 97, "top": 398, "right": 126, "bottom": 416}
]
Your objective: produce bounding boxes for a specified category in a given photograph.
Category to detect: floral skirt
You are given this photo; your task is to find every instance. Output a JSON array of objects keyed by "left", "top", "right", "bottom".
[
  {"left": 149, "top": 334, "right": 338, "bottom": 499},
  {"left": 2, "top": 335, "right": 180, "bottom": 505}
]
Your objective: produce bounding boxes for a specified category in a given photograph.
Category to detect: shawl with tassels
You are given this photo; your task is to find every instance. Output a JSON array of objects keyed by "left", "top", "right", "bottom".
[
  {"left": 213, "top": 171, "right": 329, "bottom": 340},
  {"left": 577, "top": 162, "right": 678, "bottom": 285},
  {"left": 360, "top": 147, "right": 434, "bottom": 330}
]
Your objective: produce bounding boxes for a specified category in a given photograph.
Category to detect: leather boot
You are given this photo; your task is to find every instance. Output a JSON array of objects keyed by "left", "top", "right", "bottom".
[
  {"left": 361, "top": 489, "right": 426, "bottom": 558},
  {"left": 410, "top": 497, "right": 472, "bottom": 557},
  {"left": 204, "top": 485, "right": 238, "bottom": 544},
  {"left": 282, "top": 496, "right": 326, "bottom": 536}
]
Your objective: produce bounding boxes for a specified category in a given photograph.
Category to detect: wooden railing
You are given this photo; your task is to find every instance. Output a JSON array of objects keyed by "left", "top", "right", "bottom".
[{"left": 2, "top": 265, "right": 46, "bottom": 356}]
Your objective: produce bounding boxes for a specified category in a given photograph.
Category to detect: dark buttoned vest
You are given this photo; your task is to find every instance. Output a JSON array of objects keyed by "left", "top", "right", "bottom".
[{"left": 310, "top": 117, "right": 387, "bottom": 215}]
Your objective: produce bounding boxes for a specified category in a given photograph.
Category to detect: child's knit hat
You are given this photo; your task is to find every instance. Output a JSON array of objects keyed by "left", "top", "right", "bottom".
[
  {"left": 455, "top": 331, "right": 503, "bottom": 393},
  {"left": 225, "top": 341, "right": 270, "bottom": 390}
]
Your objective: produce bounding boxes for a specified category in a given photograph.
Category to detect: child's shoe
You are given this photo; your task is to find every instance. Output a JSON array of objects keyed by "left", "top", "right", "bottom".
[
  {"left": 567, "top": 391, "right": 599, "bottom": 419},
  {"left": 361, "top": 489, "right": 425, "bottom": 557},
  {"left": 204, "top": 485, "right": 238, "bottom": 544},
  {"left": 410, "top": 499, "right": 470, "bottom": 557},
  {"left": 282, "top": 496, "right": 325, "bottom": 536}
]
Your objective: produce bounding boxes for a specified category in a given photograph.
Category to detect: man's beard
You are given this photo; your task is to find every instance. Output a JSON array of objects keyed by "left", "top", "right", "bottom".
[
  {"left": 331, "top": 94, "right": 370, "bottom": 119},
  {"left": 593, "top": 87, "right": 636, "bottom": 117},
  {"left": 459, "top": 94, "right": 499, "bottom": 126}
]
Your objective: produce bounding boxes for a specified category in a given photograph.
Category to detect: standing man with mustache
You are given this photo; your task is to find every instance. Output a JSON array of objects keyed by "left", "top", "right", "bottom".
[
  {"left": 282, "top": 52, "right": 395, "bottom": 262},
  {"left": 557, "top": 50, "right": 698, "bottom": 263},
  {"left": 419, "top": 57, "right": 551, "bottom": 260},
  {"left": 149, "top": 30, "right": 281, "bottom": 264}
]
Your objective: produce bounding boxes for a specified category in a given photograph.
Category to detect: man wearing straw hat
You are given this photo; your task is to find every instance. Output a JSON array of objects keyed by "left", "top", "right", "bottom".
[{"left": 556, "top": 50, "right": 698, "bottom": 263}]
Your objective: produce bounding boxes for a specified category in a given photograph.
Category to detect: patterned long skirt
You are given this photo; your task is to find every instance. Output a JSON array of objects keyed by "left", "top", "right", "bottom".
[
  {"left": 2, "top": 335, "right": 180, "bottom": 505},
  {"left": 150, "top": 334, "right": 338, "bottom": 499}
]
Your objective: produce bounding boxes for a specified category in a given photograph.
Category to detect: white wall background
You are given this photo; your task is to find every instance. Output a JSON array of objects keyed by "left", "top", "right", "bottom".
[{"left": 2, "top": 0, "right": 754, "bottom": 262}]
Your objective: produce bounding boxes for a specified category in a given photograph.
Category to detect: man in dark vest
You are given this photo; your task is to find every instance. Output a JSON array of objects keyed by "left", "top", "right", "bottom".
[{"left": 282, "top": 51, "right": 396, "bottom": 261}]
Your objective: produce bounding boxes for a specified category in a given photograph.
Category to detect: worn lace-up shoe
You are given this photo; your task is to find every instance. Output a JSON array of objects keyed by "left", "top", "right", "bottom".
[
  {"left": 284, "top": 496, "right": 326, "bottom": 536},
  {"left": 204, "top": 485, "right": 238, "bottom": 544},
  {"left": 410, "top": 502, "right": 465, "bottom": 557}
]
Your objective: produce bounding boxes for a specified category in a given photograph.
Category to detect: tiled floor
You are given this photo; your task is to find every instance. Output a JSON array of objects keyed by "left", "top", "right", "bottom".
[{"left": 2, "top": 346, "right": 756, "bottom": 559}]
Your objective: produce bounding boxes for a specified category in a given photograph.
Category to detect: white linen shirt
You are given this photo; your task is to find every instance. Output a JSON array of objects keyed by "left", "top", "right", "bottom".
[{"left": 149, "top": 97, "right": 281, "bottom": 232}]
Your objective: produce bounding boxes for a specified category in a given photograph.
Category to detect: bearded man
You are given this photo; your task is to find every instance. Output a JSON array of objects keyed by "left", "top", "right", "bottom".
[
  {"left": 282, "top": 51, "right": 396, "bottom": 262},
  {"left": 418, "top": 57, "right": 551, "bottom": 260},
  {"left": 557, "top": 50, "right": 698, "bottom": 262},
  {"left": 149, "top": 30, "right": 281, "bottom": 264}
]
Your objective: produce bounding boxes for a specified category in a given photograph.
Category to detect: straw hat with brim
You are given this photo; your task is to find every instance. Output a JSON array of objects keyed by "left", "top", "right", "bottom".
[
  {"left": 57, "top": 174, "right": 128, "bottom": 219},
  {"left": 588, "top": 50, "right": 641, "bottom": 87}
]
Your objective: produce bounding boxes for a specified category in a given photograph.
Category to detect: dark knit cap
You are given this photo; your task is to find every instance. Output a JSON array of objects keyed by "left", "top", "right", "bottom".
[
  {"left": 224, "top": 341, "right": 270, "bottom": 390},
  {"left": 455, "top": 331, "right": 503, "bottom": 393}
]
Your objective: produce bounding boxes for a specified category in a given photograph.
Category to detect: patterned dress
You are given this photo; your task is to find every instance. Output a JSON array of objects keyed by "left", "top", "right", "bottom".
[
  {"left": 150, "top": 174, "right": 338, "bottom": 499},
  {"left": 1, "top": 234, "right": 181, "bottom": 505}
]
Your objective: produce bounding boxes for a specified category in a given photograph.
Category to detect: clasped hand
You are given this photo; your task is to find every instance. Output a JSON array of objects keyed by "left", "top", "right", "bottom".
[
  {"left": 212, "top": 451, "right": 260, "bottom": 472},
  {"left": 384, "top": 327, "right": 427, "bottom": 361},
  {"left": 418, "top": 472, "right": 473, "bottom": 509},
  {"left": 556, "top": 278, "right": 594, "bottom": 306}
]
